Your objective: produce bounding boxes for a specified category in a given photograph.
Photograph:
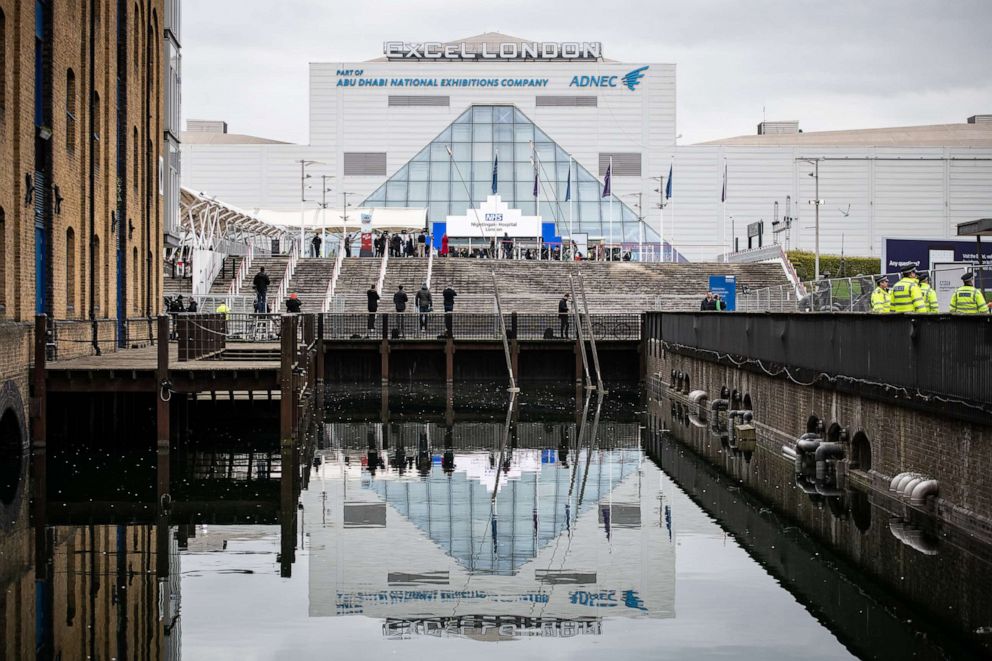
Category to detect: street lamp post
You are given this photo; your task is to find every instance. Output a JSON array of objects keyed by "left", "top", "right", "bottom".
[
  {"left": 298, "top": 159, "right": 323, "bottom": 253},
  {"left": 319, "top": 175, "right": 334, "bottom": 258},
  {"left": 650, "top": 175, "right": 666, "bottom": 262},
  {"left": 800, "top": 158, "right": 823, "bottom": 280}
]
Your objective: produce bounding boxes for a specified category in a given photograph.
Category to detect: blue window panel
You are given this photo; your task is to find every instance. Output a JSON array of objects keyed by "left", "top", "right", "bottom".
[
  {"left": 494, "top": 142, "right": 513, "bottom": 160},
  {"left": 472, "top": 181, "right": 491, "bottom": 200},
  {"left": 386, "top": 181, "right": 407, "bottom": 203},
  {"left": 517, "top": 200, "right": 536, "bottom": 214},
  {"left": 513, "top": 108, "right": 529, "bottom": 123},
  {"left": 556, "top": 161, "right": 571, "bottom": 181},
  {"left": 430, "top": 160, "right": 450, "bottom": 180},
  {"left": 453, "top": 109, "right": 472, "bottom": 124},
  {"left": 514, "top": 142, "right": 531, "bottom": 161},
  {"left": 407, "top": 181, "right": 428, "bottom": 200},
  {"left": 472, "top": 123, "right": 492, "bottom": 142},
  {"left": 578, "top": 181, "right": 599, "bottom": 201},
  {"left": 535, "top": 128, "right": 552, "bottom": 144},
  {"left": 430, "top": 142, "right": 449, "bottom": 161},
  {"left": 429, "top": 180, "right": 449, "bottom": 201},
  {"left": 579, "top": 202, "right": 601, "bottom": 222},
  {"left": 451, "top": 124, "right": 472, "bottom": 142},
  {"left": 514, "top": 162, "right": 533, "bottom": 180},
  {"left": 514, "top": 180, "right": 533, "bottom": 199},
  {"left": 408, "top": 200, "right": 428, "bottom": 210},
  {"left": 366, "top": 186, "right": 386, "bottom": 203},
  {"left": 436, "top": 127, "right": 452, "bottom": 142},
  {"left": 514, "top": 124, "right": 533, "bottom": 143},
  {"left": 450, "top": 143, "right": 471, "bottom": 161},
  {"left": 411, "top": 147, "right": 429, "bottom": 162},
  {"left": 536, "top": 143, "right": 555, "bottom": 161},
  {"left": 494, "top": 124, "right": 513, "bottom": 142},
  {"left": 471, "top": 162, "right": 492, "bottom": 182},
  {"left": 428, "top": 201, "right": 450, "bottom": 220},
  {"left": 451, "top": 183, "right": 471, "bottom": 202},
  {"left": 495, "top": 106, "right": 514, "bottom": 124},
  {"left": 472, "top": 142, "right": 492, "bottom": 162},
  {"left": 408, "top": 161, "right": 429, "bottom": 180},
  {"left": 391, "top": 165, "right": 409, "bottom": 182},
  {"left": 472, "top": 106, "right": 493, "bottom": 123},
  {"left": 539, "top": 201, "right": 560, "bottom": 220}
]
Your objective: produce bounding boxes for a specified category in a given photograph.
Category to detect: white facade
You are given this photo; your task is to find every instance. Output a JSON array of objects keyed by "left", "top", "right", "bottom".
[{"left": 181, "top": 34, "right": 992, "bottom": 261}]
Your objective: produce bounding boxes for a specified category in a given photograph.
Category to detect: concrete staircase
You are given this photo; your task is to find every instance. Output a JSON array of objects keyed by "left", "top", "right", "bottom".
[
  {"left": 244, "top": 255, "right": 792, "bottom": 315},
  {"left": 209, "top": 255, "right": 244, "bottom": 294},
  {"left": 286, "top": 258, "right": 336, "bottom": 313},
  {"left": 230, "top": 256, "right": 290, "bottom": 312}
]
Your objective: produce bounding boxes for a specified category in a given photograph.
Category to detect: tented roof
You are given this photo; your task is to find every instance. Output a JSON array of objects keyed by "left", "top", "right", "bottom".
[{"left": 180, "top": 187, "right": 284, "bottom": 239}]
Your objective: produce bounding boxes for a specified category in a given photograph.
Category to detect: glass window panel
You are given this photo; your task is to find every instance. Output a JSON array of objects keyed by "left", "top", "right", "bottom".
[
  {"left": 428, "top": 201, "right": 450, "bottom": 220},
  {"left": 514, "top": 161, "right": 533, "bottom": 180},
  {"left": 514, "top": 142, "right": 532, "bottom": 161},
  {"left": 514, "top": 124, "right": 533, "bottom": 143},
  {"left": 472, "top": 162, "right": 492, "bottom": 182},
  {"left": 450, "top": 142, "right": 471, "bottom": 161},
  {"left": 429, "top": 180, "right": 449, "bottom": 201},
  {"left": 498, "top": 168, "right": 513, "bottom": 184},
  {"left": 452, "top": 124, "right": 472, "bottom": 142},
  {"left": 430, "top": 160, "right": 450, "bottom": 180},
  {"left": 555, "top": 146, "right": 570, "bottom": 161},
  {"left": 578, "top": 167, "right": 597, "bottom": 182},
  {"left": 472, "top": 106, "right": 493, "bottom": 123},
  {"left": 451, "top": 183, "right": 471, "bottom": 202},
  {"left": 449, "top": 161, "right": 471, "bottom": 184},
  {"left": 578, "top": 181, "right": 599, "bottom": 201},
  {"left": 539, "top": 179, "right": 559, "bottom": 200},
  {"left": 472, "top": 181, "right": 492, "bottom": 200},
  {"left": 386, "top": 181, "right": 407, "bottom": 203},
  {"left": 365, "top": 187, "right": 385, "bottom": 204},
  {"left": 556, "top": 161, "right": 571, "bottom": 181},
  {"left": 407, "top": 181, "right": 428, "bottom": 200},
  {"left": 430, "top": 142, "right": 450, "bottom": 161},
  {"left": 534, "top": 128, "right": 552, "bottom": 143},
  {"left": 411, "top": 147, "right": 429, "bottom": 162},
  {"left": 495, "top": 106, "right": 514, "bottom": 124},
  {"left": 515, "top": 180, "right": 534, "bottom": 199},
  {"left": 517, "top": 200, "right": 536, "bottom": 214},
  {"left": 472, "top": 142, "right": 492, "bottom": 161},
  {"left": 494, "top": 143, "right": 513, "bottom": 161},
  {"left": 494, "top": 124, "right": 513, "bottom": 142},
  {"left": 472, "top": 123, "right": 492, "bottom": 142},
  {"left": 408, "top": 200, "right": 427, "bottom": 210},
  {"left": 536, "top": 143, "right": 555, "bottom": 161},
  {"left": 621, "top": 204, "right": 637, "bottom": 221},
  {"left": 579, "top": 202, "right": 601, "bottom": 222},
  {"left": 453, "top": 110, "right": 471, "bottom": 124},
  {"left": 623, "top": 222, "right": 641, "bottom": 242},
  {"left": 436, "top": 127, "right": 452, "bottom": 142},
  {"left": 390, "top": 165, "right": 409, "bottom": 182},
  {"left": 539, "top": 201, "right": 559, "bottom": 220},
  {"left": 513, "top": 108, "right": 528, "bottom": 123},
  {"left": 409, "top": 161, "right": 430, "bottom": 180},
  {"left": 383, "top": 199, "right": 403, "bottom": 208}
]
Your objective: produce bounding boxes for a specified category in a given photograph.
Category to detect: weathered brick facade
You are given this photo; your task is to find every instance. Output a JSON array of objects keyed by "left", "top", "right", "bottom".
[{"left": 0, "top": 0, "right": 165, "bottom": 325}]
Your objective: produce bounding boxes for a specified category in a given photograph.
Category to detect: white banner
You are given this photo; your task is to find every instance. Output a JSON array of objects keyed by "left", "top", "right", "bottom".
[
  {"left": 446, "top": 195, "right": 541, "bottom": 238},
  {"left": 933, "top": 262, "right": 969, "bottom": 312}
]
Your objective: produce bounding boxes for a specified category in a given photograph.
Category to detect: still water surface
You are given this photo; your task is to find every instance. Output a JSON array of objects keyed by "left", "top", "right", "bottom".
[{"left": 3, "top": 385, "right": 988, "bottom": 659}]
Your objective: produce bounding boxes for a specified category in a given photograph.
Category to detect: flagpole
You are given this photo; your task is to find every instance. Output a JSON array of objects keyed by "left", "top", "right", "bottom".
[
  {"left": 608, "top": 156, "right": 614, "bottom": 261},
  {"left": 659, "top": 172, "right": 665, "bottom": 262},
  {"left": 722, "top": 158, "right": 728, "bottom": 257},
  {"left": 569, "top": 157, "right": 574, "bottom": 260}
]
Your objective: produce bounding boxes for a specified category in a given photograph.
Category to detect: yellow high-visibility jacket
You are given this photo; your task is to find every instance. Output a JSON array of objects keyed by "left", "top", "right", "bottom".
[
  {"left": 919, "top": 283, "right": 938, "bottom": 313},
  {"left": 890, "top": 277, "right": 925, "bottom": 313},
  {"left": 950, "top": 285, "right": 989, "bottom": 314},
  {"left": 870, "top": 287, "right": 890, "bottom": 313}
]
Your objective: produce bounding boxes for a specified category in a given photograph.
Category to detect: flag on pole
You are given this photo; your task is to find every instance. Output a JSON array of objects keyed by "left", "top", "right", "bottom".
[
  {"left": 602, "top": 162, "right": 612, "bottom": 198},
  {"left": 721, "top": 162, "right": 727, "bottom": 202},
  {"left": 532, "top": 165, "right": 539, "bottom": 198},
  {"left": 665, "top": 164, "right": 673, "bottom": 200},
  {"left": 564, "top": 165, "right": 571, "bottom": 202},
  {"left": 491, "top": 152, "right": 499, "bottom": 195}
]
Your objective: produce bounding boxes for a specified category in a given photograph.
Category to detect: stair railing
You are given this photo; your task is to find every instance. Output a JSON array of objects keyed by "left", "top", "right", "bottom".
[
  {"left": 228, "top": 244, "right": 254, "bottom": 297},
  {"left": 425, "top": 244, "right": 435, "bottom": 289},
  {"left": 274, "top": 241, "right": 300, "bottom": 309},
  {"left": 375, "top": 249, "right": 389, "bottom": 295},
  {"left": 322, "top": 247, "right": 346, "bottom": 313}
]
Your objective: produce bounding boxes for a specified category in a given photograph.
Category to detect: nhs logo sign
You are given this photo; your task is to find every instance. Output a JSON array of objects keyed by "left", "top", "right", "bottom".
[{"left": 570, "top": 66, "right": 648, "bottom": 91}]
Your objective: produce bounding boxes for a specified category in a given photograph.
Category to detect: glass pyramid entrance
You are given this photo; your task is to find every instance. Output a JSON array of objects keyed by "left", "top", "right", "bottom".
[{"left": 362, "top": 105, "right": 660, "bottom": 244}]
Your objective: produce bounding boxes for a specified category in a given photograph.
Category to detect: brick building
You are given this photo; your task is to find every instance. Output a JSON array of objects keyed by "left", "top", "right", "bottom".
[{"left": 0, "top": 0, "right": 181, "bottom": 500}]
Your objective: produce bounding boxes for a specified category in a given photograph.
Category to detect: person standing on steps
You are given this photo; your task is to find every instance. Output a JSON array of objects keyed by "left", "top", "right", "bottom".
[
  {"left": 415, "top": 282, "right": 433, "bottom": 332},
  {"left": 558, "top": 293, "right": 571, "bottom": 339},
  {"left": 252, "top": 266, "right": 270, "bottom": 314},
  {"left": 442, "top": 285, "right": 457, "bottom": 338},
  {"left": 311, "top": 234, "right": 322, "bottom": 258},
  {"left": 366, "top": 284, "right": 380, "bottom": 337},
  {"left": 393, "top": 285, "right": 408, "bottom": 337},
  {"left": 417, "top": 230, "right": 427, "bottom": 257},
  {"left": 286, "top": 293, "right": 302, "bottom": 313},
  {"left": 344, "top": 234, "right": 352, "bottom": 258}
]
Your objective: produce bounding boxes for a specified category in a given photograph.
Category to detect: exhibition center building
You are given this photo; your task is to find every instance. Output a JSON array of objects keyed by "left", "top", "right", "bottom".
[{"left": 182, "top": 33, "right": 992, "bottom": 261}]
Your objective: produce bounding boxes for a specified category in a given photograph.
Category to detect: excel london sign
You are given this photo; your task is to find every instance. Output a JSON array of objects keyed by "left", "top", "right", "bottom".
[{"left": 384, "top": 41, "right": 603, "bottom": 61}]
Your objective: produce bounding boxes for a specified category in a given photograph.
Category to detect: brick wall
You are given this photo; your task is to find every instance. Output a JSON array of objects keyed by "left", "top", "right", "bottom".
[{"left": 647, "top": 347, "right": 992, "bottom": 541}]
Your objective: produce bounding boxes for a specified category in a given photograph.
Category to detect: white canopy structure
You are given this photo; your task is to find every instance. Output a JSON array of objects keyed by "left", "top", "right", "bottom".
[
  {"left": 253, "top": 207, "right": 428, "bottom": 233},
  {"left": 179, "top": 187, "right": 283, "bottom": 252}
]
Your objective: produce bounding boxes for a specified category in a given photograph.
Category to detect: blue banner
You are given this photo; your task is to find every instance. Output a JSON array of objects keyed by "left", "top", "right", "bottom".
[{"left": 708, "top": 275, "right": 737, "bottom": 311}]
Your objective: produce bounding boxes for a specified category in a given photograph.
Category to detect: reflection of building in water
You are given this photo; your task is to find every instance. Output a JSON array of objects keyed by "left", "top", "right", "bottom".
[{"left": 307, "top": 421, "right": 675, "bottom": 637}]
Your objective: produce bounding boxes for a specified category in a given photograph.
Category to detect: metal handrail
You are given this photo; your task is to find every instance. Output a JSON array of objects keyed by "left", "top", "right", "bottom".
[
  {"left": 322, "top": 247, "right": 346, "bottom": 313},
  {"left": 376, "top": 249, "right": 389, "bottom": 295},
  {"left": 228, "top": 244, "right": 254, "bottom": 297},
  {"left": 274, "top": 241, "right": 300, "bottom": 307}
]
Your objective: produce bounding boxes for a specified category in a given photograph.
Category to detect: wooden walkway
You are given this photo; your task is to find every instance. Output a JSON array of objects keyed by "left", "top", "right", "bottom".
[{"left": 48, "top": 343, "right": 281, "bottom": 371}]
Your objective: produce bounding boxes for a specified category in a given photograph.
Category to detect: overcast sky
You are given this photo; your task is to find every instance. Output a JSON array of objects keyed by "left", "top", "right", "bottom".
[{"left": 182, "top": 0, "right": 992, "bottom": 145}]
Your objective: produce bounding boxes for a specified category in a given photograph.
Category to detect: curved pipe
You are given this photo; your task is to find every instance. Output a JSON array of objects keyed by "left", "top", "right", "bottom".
[
  {"left": 910, "top": 480, "right": 939, "bottom": 506},
  {"left": 710, "top": 399, "right": 729, "bottom": 412},
  {"left": 815, "top": 483, "right": 845, "bottom": 497},
  {"left": 889, "top": 472, "right": 910, "bottom": 492},
  {"left": 796, "top": 438, "right": 821, "bottom": 455},
  {"left": 781, "top": 445, "right": 798, "bottom": 461},
  {"left": 795, "top": 476, "right": 819, "bottom": 495},
  {"left": 901, "top": 527, "right": 940, "bottom": 556},
  {"left": 688, "top": 390, "right": 709, "bottom": 406},
  {"left": 902, "top": 476, "right": 926, "bottom": 498},
  {"left": 814, "top": 442, "right": 845, "bottom": 482},
  {"left": 894, "top": 472, "right": 923, "bottom": 494}
]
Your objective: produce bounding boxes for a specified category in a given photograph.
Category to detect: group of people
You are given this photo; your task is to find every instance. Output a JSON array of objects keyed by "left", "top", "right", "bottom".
[
  {"left": 372, "top": 231, "right": 431, "bottom": 258},
  {"left": 871, "top": 268, "right": 990, "bottom": 313},
  {"left": 699, "top": 291, "right": 728, "bottom": 311},
  {"left": 366, "top": 282, "right": 458, "bottom": 337}
]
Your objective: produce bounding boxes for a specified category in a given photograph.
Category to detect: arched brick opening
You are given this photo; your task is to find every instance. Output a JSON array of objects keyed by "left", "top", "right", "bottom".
[
  {"left": 743, "top": 394, "right": 753, "bottom": 411},
  {"left": 806, "top": 415, "right": 821, "bottom": 434},
  {"left": 827, "top": 422, "right": 842, "bottom": 443},
  {"left": 0, "top": 406, "right": 22, "bottom": 507},
  {"left": 851, "top": 431, "right": 872, "bottom": 472}
]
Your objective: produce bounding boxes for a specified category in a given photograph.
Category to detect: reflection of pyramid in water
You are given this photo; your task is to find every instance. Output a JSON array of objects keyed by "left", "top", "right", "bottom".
[
  {"left": 361, "top": 104, "right": 662, "bottom": 245},
  {"left": 366, "top": 449, "right": 641, "bottom": 574}
]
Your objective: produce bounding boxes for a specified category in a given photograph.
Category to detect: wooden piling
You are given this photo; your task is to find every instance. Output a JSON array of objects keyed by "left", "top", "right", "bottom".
[
  {"left": 279, "top": 314, "right": 296, "bottom": 578},
  {"left": 156, "top": 315, "right": 171, "bottom": 507},
  {"left": 445, "top": 338, "right": 455, "bottom": 386},
  {"left": 32, "top": 315, "right": 47, "bottom": 450}
]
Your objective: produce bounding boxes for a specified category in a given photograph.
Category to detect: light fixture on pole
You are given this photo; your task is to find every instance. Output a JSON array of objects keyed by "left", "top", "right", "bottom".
[
  {"left": 800, "top": 158, "right": 824, "bottom": 280},
  {"left": 341, "top": 191, "right": 358, "bottom": 255},
  {"left": 298, "top": 159, "right": 323, "bottom": 251},
  {"left": 318, "top": 175, "right": 335, "bottom": 258},
  {"left": 623, "top": 192, "right": 644, "bottom": 261},
  {"left": 650, "top": 175, "right": 667, "bottom": 262}
]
